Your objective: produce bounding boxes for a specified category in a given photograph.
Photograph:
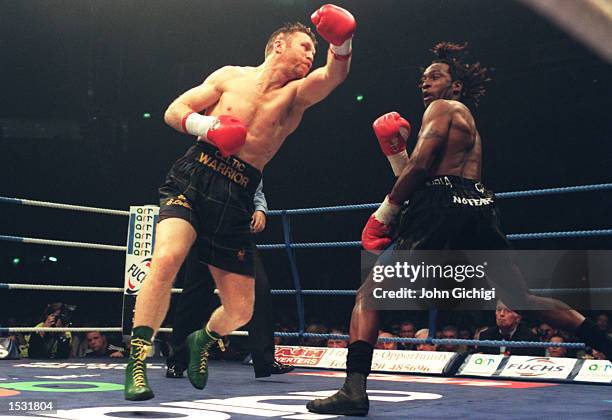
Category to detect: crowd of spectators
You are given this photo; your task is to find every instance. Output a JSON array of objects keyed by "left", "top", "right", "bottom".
[
  {"left": 274, "top": 303, "right": 611, "bottom": 360},
  {"left": 1, "top": 302, "right": 610, "bottom": 360},
  {"left": 0, "top": 302, "right": 129, "bottom": 360}
]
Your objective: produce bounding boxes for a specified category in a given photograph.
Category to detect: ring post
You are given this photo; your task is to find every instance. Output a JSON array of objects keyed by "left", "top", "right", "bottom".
[
  {"left": 281, "top": 212, "right": 305, "bottom": 336},
  {"left": 121, "top": 205, "right": 159, "bottom": 336}
]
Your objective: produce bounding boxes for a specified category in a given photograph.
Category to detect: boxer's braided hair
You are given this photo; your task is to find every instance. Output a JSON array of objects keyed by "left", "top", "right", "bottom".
[
  {"left": 428, "top": 42, "right": 491, "bottom": 106},
  {"left": 265, "top": 22, "right": 317, "bottom": 58}
]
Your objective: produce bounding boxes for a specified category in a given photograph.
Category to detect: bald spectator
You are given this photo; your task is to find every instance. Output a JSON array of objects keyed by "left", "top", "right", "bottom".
[
  {"left": 327, "top": 328, "right": 348, "bottom": 348},
  {"left": 476, "top": 301, "right": 543, "bottom": 356},
  {"left": 376, "top": 331, "right": 397, "bottom": 350},
  {"left": 546, "top": 335, "right": 567, "bottom": 358},
  {"left": 415, "top": 329, "right": 437, "bottom": 352}
]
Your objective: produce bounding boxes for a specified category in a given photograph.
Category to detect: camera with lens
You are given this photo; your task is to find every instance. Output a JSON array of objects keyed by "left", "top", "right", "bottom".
[
  {"left": 45, "top": 303, "right": 77, "bottom": 327},
  {"left": 57, "top": 304, "right": 76, "bottom": 327}
]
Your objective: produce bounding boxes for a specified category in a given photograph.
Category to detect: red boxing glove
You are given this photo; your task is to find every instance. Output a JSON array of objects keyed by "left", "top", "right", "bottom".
[
  {"left": 373, "top": 112, "right": 411, "bottom": 176},
  {"left": 311, "top": 4, "right": 356, "bottom": 50},
  {"left": 373, "top": 112, "right": 411, "bottom": 156},
  {"left": 362, "top": 215, "right": 393, "bottom": 251},
  {"left": 207, "top": 115, "right": 247, "bottom": 157},
  {"left": 361, "top": 196, "right": 401, "bottom": 252}
]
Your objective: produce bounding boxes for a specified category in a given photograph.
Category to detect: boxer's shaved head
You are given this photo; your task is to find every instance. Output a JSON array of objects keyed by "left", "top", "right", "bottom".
[{"left": 265, "top": 22, "right": 317, "bottom": 58}]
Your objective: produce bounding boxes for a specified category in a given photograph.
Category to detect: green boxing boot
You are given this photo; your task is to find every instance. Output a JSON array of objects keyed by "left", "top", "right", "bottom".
[
  {"left": 186, "top": 326, "right": 224, "bottom": 390},
  {"left": 124, "top": 337, "right": 154, "bottom": 401}
]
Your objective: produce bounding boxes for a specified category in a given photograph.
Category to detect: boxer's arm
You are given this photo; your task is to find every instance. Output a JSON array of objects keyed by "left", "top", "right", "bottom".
[
  {"left": 295, "top": 4, "right": 354, "bottom": 108},
  {"left": 388, "top": 100, "right": 453, "bottom": 203},
  {"left": 295, "top": 49, "right": 350, "bottom": 108},
  {"left": 163, "top": 66, "right": 235, "bottom": 132},
  {"left": 253, "top": 180, "right": 268, "bottom": 214}
]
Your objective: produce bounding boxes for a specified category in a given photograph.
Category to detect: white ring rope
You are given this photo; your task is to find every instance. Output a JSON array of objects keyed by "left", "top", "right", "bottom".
[
  {"left": 2, "top": 283, "right": 183, "bottom": 294},
  {"left": 6, "top": 197, "right": 129, "bottom": 216},
  {"left": 21, "top": 236, "right": 126, "bottom": 251},
  {"left": 7, "top": 327, "right": 247, "bottom": 336}
]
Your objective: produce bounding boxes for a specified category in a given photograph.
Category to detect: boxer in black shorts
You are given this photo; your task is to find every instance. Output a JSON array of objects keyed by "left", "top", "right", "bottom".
[
  {"left": 125, "top": 5, "right": 356, "bottom": 402},
  {"left": 158, "top": 141, "right": 261, "bottom": 276},
  {"left": 308, "top": 42, "right": 612, "bottom": 416}
]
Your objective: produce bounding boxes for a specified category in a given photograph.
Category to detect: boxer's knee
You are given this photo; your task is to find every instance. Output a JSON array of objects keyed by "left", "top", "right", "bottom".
[{"left": 149, "top": 250, "right": 185, "bottom": 282}]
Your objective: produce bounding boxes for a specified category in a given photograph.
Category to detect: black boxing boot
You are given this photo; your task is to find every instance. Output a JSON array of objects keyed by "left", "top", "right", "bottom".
[
  {"left": 306, "top": 371, "right": 369, "bottom": 416},
  {"left": 306, "top": 340, "right": 372, "bottom": 416}
]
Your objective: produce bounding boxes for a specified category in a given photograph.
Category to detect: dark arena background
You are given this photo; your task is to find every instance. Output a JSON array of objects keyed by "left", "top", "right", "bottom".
[{"left": 0, "top": 1, "right": 611, "bottom": 419}]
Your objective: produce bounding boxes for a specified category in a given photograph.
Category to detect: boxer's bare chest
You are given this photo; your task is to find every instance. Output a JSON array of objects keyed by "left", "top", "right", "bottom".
[{"left": 209, "top": 75, "right": 299, "bottom": 134}]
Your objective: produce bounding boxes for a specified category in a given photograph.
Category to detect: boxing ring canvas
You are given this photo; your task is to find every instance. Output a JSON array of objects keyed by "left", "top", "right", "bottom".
[{"left": 1, "top": 359, "right": 611, "bottom": 419}]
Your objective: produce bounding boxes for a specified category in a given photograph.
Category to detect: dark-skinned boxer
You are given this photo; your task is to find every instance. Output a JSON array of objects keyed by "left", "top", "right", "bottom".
[{"left": 308, "top": 42, "right": 612, "bottom": 416}]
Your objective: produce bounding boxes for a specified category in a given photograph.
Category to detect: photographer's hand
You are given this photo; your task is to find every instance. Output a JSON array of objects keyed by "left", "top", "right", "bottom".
[{"left": 40, "top": 314, "right": 56, "bottom": 336}]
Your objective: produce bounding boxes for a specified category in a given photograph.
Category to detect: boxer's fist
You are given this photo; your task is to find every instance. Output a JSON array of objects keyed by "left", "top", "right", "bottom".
[
  {"left": 373, "top": 112, "right": 411, "bottom": 156},
  {"left": 311, "top": 4, "right": 356, "bottom": 46},
  {"left": 361, "top": 196, "right": 401, "bottom": 252},
  {"left": 362, "top": 215, "right": 394, "bottom": 251},
  {"left": 207, "top": 115, "right": 247, "bottom": 157}
]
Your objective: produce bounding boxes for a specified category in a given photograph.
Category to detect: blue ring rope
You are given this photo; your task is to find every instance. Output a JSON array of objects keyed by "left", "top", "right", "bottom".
[
  {"left": 266, "top": 182, "right": 612, "bottom": 216},
  {"left": 256, "top": 229, "right": 612, "bottom": 250},
  {"left": 3, "top": 182, "right": 611, "bottom": 217},
  {"left": 273, "top": 332, "right": 585, "bottom": 349}
]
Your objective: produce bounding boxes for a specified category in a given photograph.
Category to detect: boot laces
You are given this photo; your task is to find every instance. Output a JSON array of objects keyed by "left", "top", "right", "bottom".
[
  {"left": 198, "top": 338, "right": 225, "bottom": 374},
  {"left": 131, "top": 338, "right": 151, "bottom": 387}
]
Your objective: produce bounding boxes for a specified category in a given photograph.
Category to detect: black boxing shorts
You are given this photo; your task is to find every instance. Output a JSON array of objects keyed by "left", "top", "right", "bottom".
[
  {"left": 384, "top": 176, "right": 533, "bottom": 307},
  {"left": 158, "top": 141, "right": 262, "bottom": 276},
  {"left": 394, "top": 175, "right": 511, "bottom": 251}
]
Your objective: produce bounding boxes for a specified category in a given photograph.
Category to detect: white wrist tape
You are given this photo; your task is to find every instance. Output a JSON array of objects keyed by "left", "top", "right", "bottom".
[
  {"left": 374, "top": 195, "right": 400, "bottom": 225},
  {"left": 184, "top": 112, "right": 218, "bottom": 137},
  {"left": 330, "top": 38, "right": 352, "bottom": 56},
  {"left": 387, "top": 151, "right": 409, "bottom": 177}
]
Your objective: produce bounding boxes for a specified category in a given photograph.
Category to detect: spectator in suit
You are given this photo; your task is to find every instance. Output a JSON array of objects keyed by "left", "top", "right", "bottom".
[{"left": 476, "top": 300, "right": 543, "bottom": 356}]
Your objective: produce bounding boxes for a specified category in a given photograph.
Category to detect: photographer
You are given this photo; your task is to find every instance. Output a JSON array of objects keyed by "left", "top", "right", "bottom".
[{"left": 27, "top": 303, "right": 73, "bottom": 359}]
